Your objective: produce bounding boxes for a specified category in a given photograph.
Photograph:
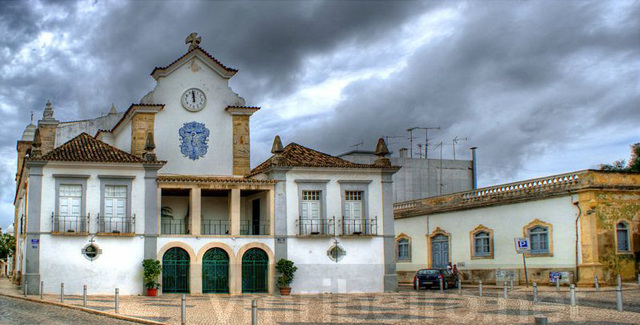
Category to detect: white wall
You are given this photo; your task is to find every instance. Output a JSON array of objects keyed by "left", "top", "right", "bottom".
[
  {"left": 396, "top": 195, "right": 578, "bottom": 274},
  {"left": 147, "top": 56, "right": 245, "bottom": 175},
  {"left": 284, "top": 168, "right": 386, "bottom": 293},
  {"left": 40, "top": 235, "right": 144, "bottom": 295}
]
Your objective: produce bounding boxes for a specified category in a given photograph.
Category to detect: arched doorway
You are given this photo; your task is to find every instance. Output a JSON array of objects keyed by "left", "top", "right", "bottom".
[
  {"left": 202, "top": 248, "right": 229, "bottom": 293},
  {"left": 242, "top": 248, "right": 268, "bottom": 293},
  {"left": 431, "top": 234, "right": 449, "bottom": 269},
  {"left": 162, "top": 247, "right": 190, "bottom": 293}
]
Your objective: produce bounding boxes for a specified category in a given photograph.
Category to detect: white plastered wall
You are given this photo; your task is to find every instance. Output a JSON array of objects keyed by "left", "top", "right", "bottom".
[
  {"left": 396, "top": 195, "right": 578, "bottom": 275},
  {"left": 38, "top": 163, "right": 147, "bottom": 294},
  {"left": 284, "top": 169, "right": 386, "bottom": 293}
]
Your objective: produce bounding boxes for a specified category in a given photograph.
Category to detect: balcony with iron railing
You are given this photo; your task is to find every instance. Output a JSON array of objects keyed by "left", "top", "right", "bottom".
[
  {"left": 240, "top": 219, "right": 270, "bottom": 236},
  {"left": 51, "top": 213, "right": 89, "bottom": 235},
  {"left": 98, "top": 214, "right": 136, "bottom": 236},
  {"left": 297, "top": 217, "right": 336, "bottom": 237},
  {"left": 201, "top": 219, "right": 230, "bottom": 235},
  {"left": 161, "top": 217, "right": 190, "bottom": 235},
  {"left": 341, "top": 216, "right": 377, "bottom": 236}
]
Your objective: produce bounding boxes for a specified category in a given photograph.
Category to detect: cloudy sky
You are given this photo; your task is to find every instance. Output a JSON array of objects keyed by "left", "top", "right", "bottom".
[{"left": 1, "top": 0, "right": 639, "bottom": 230}]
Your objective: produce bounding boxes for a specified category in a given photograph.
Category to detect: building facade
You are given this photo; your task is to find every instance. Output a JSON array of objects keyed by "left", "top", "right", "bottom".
[
  {"left": 339, "top": 149, "right": 475, "bottom": 202},
  {"left": 13, "top": 35, "right": 398, "bottom": 295},
  {"left": 394, "top": 170, "right": 640, "bottom": 286}
]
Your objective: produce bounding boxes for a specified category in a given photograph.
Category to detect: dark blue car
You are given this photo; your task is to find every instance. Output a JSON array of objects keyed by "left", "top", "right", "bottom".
[{"left": 413, "top": 269, "right": 458, "bottom": 290}]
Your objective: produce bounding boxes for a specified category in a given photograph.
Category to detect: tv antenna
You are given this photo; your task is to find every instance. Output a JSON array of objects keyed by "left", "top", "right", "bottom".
[
  {"left": 452, "top": 136, "right": 468, "bottom": 160},
  {"left": 408, "top": 126, "right": 440, "bottom": 159},
  {"left": 350, "top": 140, "right": 364, "bottom": 150}
]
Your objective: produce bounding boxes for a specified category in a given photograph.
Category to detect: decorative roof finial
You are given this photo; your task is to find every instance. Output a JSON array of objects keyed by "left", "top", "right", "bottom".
[
  {"left": 30, "top": 111, "right": 33, "bottom": 124},
  {"left": 185, "top": 32, "right": 202, "bottom": 51},
  {"left": 271, "top": 135, "right": 284, "bottom": 154},
  {"left": 271, "top": 135, "right": 285, "bottom": 165},
  {"left": 143, "top": 132, "right": 157, "bottom": 161},
  {"left": 43, "top": 100, "right": 54, "bottom": 120},
  {"left": 109, "top": 103, "right": 117, "bottom": 115},
  {"left": 374, "top": 138, "right": 391, "bottom": 167}
]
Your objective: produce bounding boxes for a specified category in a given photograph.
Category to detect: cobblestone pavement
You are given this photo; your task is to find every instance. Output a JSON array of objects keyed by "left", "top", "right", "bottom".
[
  {"left": 2, "top": 278, "right": 640, "bottom": 324},
  {"left": 0, "top": 295, "right": 134, "bottom": 325}
]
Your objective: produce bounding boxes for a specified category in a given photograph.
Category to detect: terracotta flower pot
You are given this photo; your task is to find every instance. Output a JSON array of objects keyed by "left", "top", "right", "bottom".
[
  {"left": 147, "top": 288, "right": 158, "bottom": 296},
  {"left": 279, "top": 287, "right": 291, "bottom": 296}
]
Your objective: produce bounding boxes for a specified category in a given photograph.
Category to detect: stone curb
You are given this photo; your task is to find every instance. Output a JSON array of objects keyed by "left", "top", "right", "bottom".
[{"left": 0, "top": 293, "right": 166, "bottom": 325}]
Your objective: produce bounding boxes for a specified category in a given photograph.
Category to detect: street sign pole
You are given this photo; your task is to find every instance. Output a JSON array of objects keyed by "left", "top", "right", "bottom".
[
  {"left": 515, "top": 237, "right": 531, "bottom": 288},
  {"left": 522, "top": 254, "right": 529, "bottom": 288}
]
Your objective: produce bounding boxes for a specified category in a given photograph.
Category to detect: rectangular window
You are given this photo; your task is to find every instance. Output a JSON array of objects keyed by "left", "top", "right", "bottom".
[
  {"left": 344, "top": 191, "right": 363, "bottom": 219},
  {"left": 301, "top": 190, "right": 321, "bottom": 219},
  {"left": 474, "top": 237, "right": 490, "bottom": 257},
  {"left": 530, "top": 229, "right": 549, "bottom": 254},
  {"left": 617, "top": 229, "right": 629, "bottom": 251},
  {"left": 59, "top": 184, "right": 82, "bottom": 217},
  {"left": 104, "top": 185, "right": 127, "bottom": 218}
]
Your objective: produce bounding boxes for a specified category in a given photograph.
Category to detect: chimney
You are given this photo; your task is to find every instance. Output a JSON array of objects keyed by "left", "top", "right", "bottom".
[
  {"left": 399, "top": 148, "right": 408, "bottom": 159},
  {"left": 470, "top": 147, "right": 478, "bottom": 189},
  {"left": 37, "top": 101, "right": 59, "bottom": 155}
]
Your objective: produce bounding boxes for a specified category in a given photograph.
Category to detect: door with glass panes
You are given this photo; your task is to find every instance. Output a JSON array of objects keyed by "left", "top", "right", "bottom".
[
  {"left": 301, "top": 191, "right": 321, "bottom": 234},
  {"left": 58, "top": 184, "right": 82, "bottom": 232},
  {"left": 344, "top": 191, "right": 363, "bottom": 234},
  {"left": 103, "top": 185, "right": 128, "bottom": 233}
]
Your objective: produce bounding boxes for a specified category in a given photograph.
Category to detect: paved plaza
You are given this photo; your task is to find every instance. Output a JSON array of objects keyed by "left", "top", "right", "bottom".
[{"left": 1, "top": 279, "right": 640, "bottom": 324}]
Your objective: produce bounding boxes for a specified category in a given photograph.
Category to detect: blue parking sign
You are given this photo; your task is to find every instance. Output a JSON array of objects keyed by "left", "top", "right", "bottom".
[{"left": 514, "top": 237, "right": 530, "bottom": 254}]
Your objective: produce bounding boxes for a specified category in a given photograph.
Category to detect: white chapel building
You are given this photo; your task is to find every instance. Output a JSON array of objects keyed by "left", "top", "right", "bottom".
[{"left": 13, "top": 34, "right": 398, "bottom": 295}]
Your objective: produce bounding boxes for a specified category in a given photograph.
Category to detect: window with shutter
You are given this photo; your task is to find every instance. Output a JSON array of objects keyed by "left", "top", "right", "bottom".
[
  {"left": 617, "top": 222, "right": 630, "bottom": 252},
  {"left": 104, "top": 185, "right": 127, "bottom": 218},
  {"left": 529, "top": 226, "right": 549, "bottom": 254},
  {"left": 59, "top": 184, "right": 82, "bottom": 217}
]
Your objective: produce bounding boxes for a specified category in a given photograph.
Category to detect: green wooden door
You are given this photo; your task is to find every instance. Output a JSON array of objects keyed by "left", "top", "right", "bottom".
[
  {"left": 202, "top": 248, "right": 229, "bottom": 293},
  {"left": 242, "top": 248, "right": 268, "bottom": 293},
  {"left": 162, "top": 247, "right": 190, "bottom": 293}
]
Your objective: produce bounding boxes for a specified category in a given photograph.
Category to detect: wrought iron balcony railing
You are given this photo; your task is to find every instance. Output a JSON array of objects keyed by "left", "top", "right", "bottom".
[
  {"left": 98, "top": 215, "right": 135, "bottom": 234},
  {"left": 297, "top": 217, "right": 335, "bottom": 236},
  {"left": 201, "top": 219, "right": 230, "bottom": 235},
  {"left": 341, "top": 216, "right": 377, "bottom": 236},
  {"left": 161, "top": 217, "right": 190, "bottom": 235},
  {"left": 240, "top": 219, "right": 270, "bottom": 236},
  {"left": 52, "top": 214, "right": 89, "bottom": 234}
]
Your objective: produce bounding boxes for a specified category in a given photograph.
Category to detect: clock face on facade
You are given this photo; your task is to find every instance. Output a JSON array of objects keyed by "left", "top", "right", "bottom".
[{"left": 181, "top": 88, "right": 206, "bottom": 112}]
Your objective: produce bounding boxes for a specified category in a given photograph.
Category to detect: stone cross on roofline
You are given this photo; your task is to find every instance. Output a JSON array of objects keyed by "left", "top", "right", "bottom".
[{"left": 186, "top": 32, "right": 202, "bottom": 51}]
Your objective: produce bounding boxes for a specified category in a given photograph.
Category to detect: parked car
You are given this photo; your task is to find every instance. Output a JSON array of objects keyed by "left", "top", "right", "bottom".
[{"left": 413, "top": 269, "right": 458, "bottom": 290}]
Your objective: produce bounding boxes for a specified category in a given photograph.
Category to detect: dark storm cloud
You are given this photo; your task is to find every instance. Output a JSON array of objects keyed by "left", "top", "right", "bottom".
[
  {"left": 286, "top": 1, "right": 640, "bottom": 184},
  {"left": 1, "top": 0, "right": 639, "bottom": 230}
]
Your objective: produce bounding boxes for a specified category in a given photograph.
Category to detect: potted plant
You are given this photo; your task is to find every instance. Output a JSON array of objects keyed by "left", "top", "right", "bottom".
[
  {"left": 142, "top": 259, "right": 162, "bottom": 296},
  {"left": 275, "top": 258, "right": 297, "bottom": 296}
]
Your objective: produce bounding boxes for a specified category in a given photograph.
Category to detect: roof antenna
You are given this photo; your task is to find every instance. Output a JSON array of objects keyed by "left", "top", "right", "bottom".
[
  {"left": 350, "top": 140, "right": 364, "bottom": 151},
  {"left": 30, "top": 111, "right": 33, "bottom": 124}
]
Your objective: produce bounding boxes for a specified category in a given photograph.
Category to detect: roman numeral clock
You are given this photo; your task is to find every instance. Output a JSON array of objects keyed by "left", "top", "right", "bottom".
[{"left": 179, "top": 88, "right": 210, "bottom": 160}]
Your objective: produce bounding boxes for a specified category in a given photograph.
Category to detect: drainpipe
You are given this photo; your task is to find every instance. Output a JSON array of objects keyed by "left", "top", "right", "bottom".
[
  {"left": 573, "top": 201, "right": 582, "bottom": 283},
  {"left": 470, "top": 147, "right": 478, "bottom": 189}
]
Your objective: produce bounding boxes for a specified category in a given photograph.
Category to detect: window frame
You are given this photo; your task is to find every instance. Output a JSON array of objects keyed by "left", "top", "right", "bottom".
[
  {"left": 522, "top": 219, "right": 553, "bottom": 257},
  {"left": 295, "top": 180, "right": 329, "bottom": 223},
  {"left": 615, "top": 220, "right": 633, "bottom": 254},
  {"left": 338, "top": 181, "right": 370, "bottom": 222},
  {"left": 53, "top": 175, "right": 89, "bottom": 230},
  {"left": 396, "top": 234, "right": 412, "bottom": 262},
  {"left": 469, "top": 225, "right": 494, "bottom": 259},
  {"left": 99, "top": 176, "right": 134, "bottom": 220}
]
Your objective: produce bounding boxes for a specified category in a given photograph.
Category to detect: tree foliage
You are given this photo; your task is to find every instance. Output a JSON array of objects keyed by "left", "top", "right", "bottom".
[
  {"left": 0, "top": 233, "right": 16, "bottom": 260},
  {"left": 600, "top": 143, "right": 640, "bottom": 173}
]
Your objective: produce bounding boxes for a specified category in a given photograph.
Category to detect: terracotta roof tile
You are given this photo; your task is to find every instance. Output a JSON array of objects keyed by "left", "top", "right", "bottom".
[
  {"left": 151, "top": 47, "right": 237, "bottom": 77},
  {"left": 250, "top": 143, "right": 387, "bottom": 176},
  {"left": 29, "top": 133, "right": 152, "bottom": 164},
  {"left": 158, "top": 174, "right": 276, "bottom": 184}
]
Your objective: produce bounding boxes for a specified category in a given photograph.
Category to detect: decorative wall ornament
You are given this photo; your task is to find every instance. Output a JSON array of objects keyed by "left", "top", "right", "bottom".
[
  {"left": 179, "top": 121, "right": 210, "bottom": 160},
  {"left": 327, "top": 244, "right": 346, "bottom": 262},
  {"left": 81, "top": 243, "right": 102, "bottom": 261}
]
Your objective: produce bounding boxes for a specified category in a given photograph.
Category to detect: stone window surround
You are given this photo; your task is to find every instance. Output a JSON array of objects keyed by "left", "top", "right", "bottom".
[
  {"left": 614, "top": 219, "right": 633, "bottom": 255},
  {"left": 295, "top": 180, "right": 328, "bottom": 220},
  {"left": 522, "top": 219, "right": 553, "bottom": 257},
  {"left": 53, "top": 174, "right": 89, "bottom": 225},
  {"left": 469, "top": 224, "right": 494, "bottom": 260},
  {"left": 395, "top": 233, "right": 412, "bottom": 263}
]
